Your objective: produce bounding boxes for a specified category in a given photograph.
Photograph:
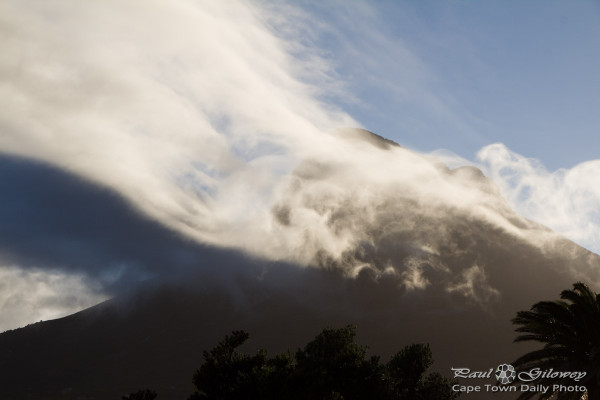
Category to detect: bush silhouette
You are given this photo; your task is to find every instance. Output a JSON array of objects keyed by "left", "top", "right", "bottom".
[
  {"left": 189, "top": 325, "right": 458, "bottom": 400},
  {"left": 122, "top": 389, "right": 157, "bottom": 400}
]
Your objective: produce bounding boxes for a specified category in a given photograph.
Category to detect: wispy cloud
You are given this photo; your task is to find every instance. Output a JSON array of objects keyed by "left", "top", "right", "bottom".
[
  {"left": 478, "top": 143, "right": 600, "bottom": 254},
  {"left": 0, "top": 264, "right": 105, "bottom": 332},
  {"left": 1, "top": 0, "right": 515, "bottom": 268},
  {"left": 0, "top": 0, "right": 355, "bottom": 246},
  {"left": 275, "top": 1, "right": 485, "bottom": 145},
  {"left": 446, "top": 264, "right": 500, "bottom": 306},
  {"left": 1, "top": 0, "right": 599, "bottom": 331}
]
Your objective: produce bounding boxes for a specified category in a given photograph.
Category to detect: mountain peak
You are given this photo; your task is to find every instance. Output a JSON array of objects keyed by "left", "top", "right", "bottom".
[{"left": 331, "top": 127, "right": 402, "bottom": 150}]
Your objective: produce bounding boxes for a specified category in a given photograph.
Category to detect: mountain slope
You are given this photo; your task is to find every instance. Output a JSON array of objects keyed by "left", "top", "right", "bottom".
[
  {"left": 1, "top": 234, "right": 597, "bottom": 400},
  {"left": 1, "top": 131, "right": 599, "bottom": 400}
]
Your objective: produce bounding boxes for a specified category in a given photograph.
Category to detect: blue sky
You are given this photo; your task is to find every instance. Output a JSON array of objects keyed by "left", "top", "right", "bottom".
[
  {"left": 276, "top": 1, "right": 600, "bottom": 254},
  {"left": 296, "top": 0, "right": 600, "bottom": 170}
]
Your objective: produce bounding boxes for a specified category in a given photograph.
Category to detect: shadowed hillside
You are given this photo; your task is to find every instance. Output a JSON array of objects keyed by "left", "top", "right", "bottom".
[
  {"left": 1, "top": 131, "right": 599, "bottom": 400},
  {"left": 1, "top": 214, "right": 599, "bottom": 399}
]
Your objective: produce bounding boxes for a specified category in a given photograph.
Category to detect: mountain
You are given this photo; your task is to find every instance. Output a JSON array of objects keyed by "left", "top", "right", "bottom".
[{"left": 1, "top": 130, "right": 599, "bottom": 400}]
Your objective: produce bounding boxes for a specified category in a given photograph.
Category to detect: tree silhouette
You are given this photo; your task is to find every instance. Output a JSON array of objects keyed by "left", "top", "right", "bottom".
[
  {"left": 512, "top": 282, "right": 600, "bottom": 400},
  {"left": 189, "top": 330, "right": 270, "bottom": 399},
  {"left": 189, "top": 325, "right": 458, "bottom": 400},
  {"left": 292, "top": 326, "right": 383, "bottom": 399},
  {"left": 121, "top": 389, "right": 157, "bottom": 400},
  {"left": 387, "top": 343, "right": 453, "bottom": 400}
]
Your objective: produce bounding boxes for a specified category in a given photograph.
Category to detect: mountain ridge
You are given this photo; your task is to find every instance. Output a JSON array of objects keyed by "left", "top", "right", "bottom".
[{"left": 1, "top": 131, "right": 599, "bottom": 400}]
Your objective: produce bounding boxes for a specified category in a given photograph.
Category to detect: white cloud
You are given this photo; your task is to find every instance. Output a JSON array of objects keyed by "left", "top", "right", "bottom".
[
  {"left": 4, "top": 0, "right": 510, "bottom": 268},
  {"left": 446, "top": 264, "right": 500, "bottom": 305},
  {"left": 1, "top": 0, "right": 599, "bottom": 331},
  {"left": 0, "top": 0, "right": 355, "bottom": 246},
  {"left": 401, "top": 257, "right": 432, "bottom": 290},
  {"left": 0, "top": 265, "right": 106, "bottom": 332},
  {"left": 0, "top": 0, "right": 515, "bottom": 263},
  {"left": 478, "top": 143, "right": 600, "bottom": 254}
]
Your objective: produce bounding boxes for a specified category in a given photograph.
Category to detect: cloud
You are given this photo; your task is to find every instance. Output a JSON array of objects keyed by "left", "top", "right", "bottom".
[
  {"left": 0, "top": 264, "right": 105, "bottom": 333},
  {"left": 1, "top": 0, "right": 599, "bottom": 333},
  {"left": 0, "top": 0, "right": 355, "bottom": 247},
  {"left": 4, "top": 0, "right": 501, "bottom": 270},
  {"left": 478, "top": 143, "right": 600, "bottom": 254},
  {"left": 0, "top": 155, "right": 207, "bottom": 287},
  {"left": 446, "top": 264, "right": 500, "bottom": 306}
]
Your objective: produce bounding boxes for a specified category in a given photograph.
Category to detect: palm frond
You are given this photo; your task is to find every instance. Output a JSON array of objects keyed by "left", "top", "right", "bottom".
[{"left": 512, "top": 283, "right": 600, "bottom": 400}]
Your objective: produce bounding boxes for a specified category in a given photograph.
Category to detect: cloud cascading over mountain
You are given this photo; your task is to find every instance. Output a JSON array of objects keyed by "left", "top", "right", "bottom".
[
  {"left": 478, "top": 143, "right": 600, "bottom": 254},
  {"left": 1, "top": 0, "right": 599, "bottom": 336}
]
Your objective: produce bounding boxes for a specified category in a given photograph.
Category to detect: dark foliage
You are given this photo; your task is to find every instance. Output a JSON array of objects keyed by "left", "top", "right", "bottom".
[
  {"left": 189, "top": 325, "right": 458, "bottom": 400},
  {"left": 122, "top": 389, "right": 157, "bottom": 400},
  {"left": 512, "top": 282, "right": 600, "bottom": 400}
]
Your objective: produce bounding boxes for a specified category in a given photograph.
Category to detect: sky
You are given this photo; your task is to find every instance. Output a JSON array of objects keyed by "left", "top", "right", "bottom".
[
  {"left": 281, "top": 0, "right": 600, "bottom": 254},
  {"left": 295, "top": 0, "right": 600, "bottom": 170},
  {"left": 0, "top": 0, "right": 599, "bottom": 331}
]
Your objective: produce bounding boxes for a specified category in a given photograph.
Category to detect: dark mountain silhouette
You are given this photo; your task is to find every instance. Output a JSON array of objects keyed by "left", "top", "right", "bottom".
[{"left": 1, "top": 131, "right": 598, "bottom": 400}]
